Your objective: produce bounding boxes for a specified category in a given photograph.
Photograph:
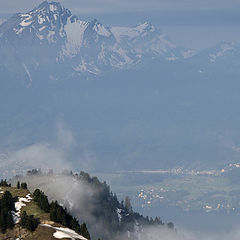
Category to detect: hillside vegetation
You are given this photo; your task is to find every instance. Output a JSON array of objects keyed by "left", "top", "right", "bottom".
[
  {"left": 13, "top": 170, "right": 175, "bottom": 240},
  {"left": 0, "top": 181, "right": 90, "bottom": 240}
]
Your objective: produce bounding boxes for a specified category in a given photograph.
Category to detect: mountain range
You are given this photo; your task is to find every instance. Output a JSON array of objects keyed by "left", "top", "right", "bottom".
[
  {"left": 0, "top": 1, "right": 195, "bottom": 85},
  {"left": 1, "top": 1, "right": 240, "bottom": 84}
]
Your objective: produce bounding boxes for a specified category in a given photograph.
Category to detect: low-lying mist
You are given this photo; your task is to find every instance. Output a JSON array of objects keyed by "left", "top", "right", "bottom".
[
  {"left": 0, "top": 122, "right": 95, "bottom": 177},
  {"left": 9, "top": 172, "right": 240, "bottom": 240},
  {"left": 135, "top": 226, "right": 240, "bottom": 240},
  {"left": 1, "top": 123, "right": 239, "bottom": 240}
]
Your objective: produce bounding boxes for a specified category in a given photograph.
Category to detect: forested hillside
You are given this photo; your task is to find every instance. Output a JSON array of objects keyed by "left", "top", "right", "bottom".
[{"left": 13, "top": 170, "right": 174, "bottom": 240}]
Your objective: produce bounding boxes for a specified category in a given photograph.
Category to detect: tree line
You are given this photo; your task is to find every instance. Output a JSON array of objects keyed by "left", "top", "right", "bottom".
[
  {"left": 16, "top": 181, "right": 27, "bottom": 189},
  {"left": 20, "top": 211, "right": 39, "bottom": 232},
  {"left": 15, "top": 169, "right": 175, "bottom": 240},
  {"left": 33, "top": 189, "right": 91, "bottom": 240},
  {"left": 0, "top": 179, "right": 11, "bottom": 187},
  {"left": 77, "top": 171, "right": 174, "bottom": 238}
]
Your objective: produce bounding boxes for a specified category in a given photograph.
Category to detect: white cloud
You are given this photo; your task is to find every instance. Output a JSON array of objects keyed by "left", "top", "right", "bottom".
[
  {"left": 0, "top": 143, "right": 71, "bottom": 176},
  {"left": 0, "top": 123, "right": 76, "bottom": 177},
  {"left": 0, "top": 122, "right": 99, "bottom": 177}
]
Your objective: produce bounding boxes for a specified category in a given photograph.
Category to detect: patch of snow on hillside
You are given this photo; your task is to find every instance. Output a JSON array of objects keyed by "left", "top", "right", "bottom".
[
  {"left": 12, "top": 194, "right": 32, "bottom": 223},
  {"left": 42, "top": 224, "right": 88, "bottom": 240},
  {"left": 61, "top": 18, "right": 89, "bottom": 58}
]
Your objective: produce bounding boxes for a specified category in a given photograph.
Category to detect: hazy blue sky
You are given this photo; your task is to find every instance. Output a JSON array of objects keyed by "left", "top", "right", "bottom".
[
  {"left": 0, "top": 0, "right": 240, "bottom": 49},
  {"left": 1, "top": 0, "right": 240, "bottom": 13}
]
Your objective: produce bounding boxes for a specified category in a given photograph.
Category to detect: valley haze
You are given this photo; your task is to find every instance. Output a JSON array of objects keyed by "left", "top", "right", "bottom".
[{"left": 0, "top": 0, "right": 240, "bottom": 239}]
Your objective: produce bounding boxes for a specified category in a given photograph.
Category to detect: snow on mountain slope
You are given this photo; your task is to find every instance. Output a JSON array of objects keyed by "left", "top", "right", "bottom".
[
  {"left": 0, "top": 1, "right": 193, "bottom": 82},
  {"left": 42, "top": 224, "right": 87, "bottom": 240},
  {"left": 61, "top": 19, "right": 89, "bottom": 58},
  {"left": 187, "top": 41, "right": 240, "bottom": 76},
  {"left": 0, "top": 1, "right": 72, "bottom": 44},
  {"left": 208, "top": 42, "right": 236, "bottom": 63},
  {"left": 112, "top": 22, "right": 156, "bottom": 41},
  {"left": 112, "top": 22, "right": 176, "bottom": 58}
]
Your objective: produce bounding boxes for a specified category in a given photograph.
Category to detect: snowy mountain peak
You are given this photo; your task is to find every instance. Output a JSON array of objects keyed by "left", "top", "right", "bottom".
[
  {"left": 35, "top": 1, "right": 67, "bottom": 13},
  {"left": 111, "top": 21, "right": 162, "bottom": 43},
  {"left": 135, "top": 22, "right": 156, "bottom": 33},
  {"left": 2, "top": 1, "right": 74, "bottom": 44},
  {"left": 30, "top": 0, "right": 72, "bottom": 25},
  {"left": 0, "top": 1, "right": 193, "bottom": 81}
]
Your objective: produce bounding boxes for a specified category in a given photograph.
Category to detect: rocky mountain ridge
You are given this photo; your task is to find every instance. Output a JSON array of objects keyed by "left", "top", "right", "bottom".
[{"left": 0, "top": 1, "right": 192, "bottom": 84}]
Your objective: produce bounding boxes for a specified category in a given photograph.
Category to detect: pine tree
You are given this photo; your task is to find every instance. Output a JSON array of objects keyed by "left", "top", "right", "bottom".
[
  {"left": 50, "top": 203, "right": 57, "bottom": 222},
  {"left": 20, "top": 211, "right": 39, "bottom": 232},
  {"left": 167, "top": 222, "right": 174, "bottom": 230},
  {"left": 124, "top": 196, "right": 133, "bottom": 213},
  {"left": 21, "top": 182, "right": 27, "bottom": 189},
  {"left": 17, "top": 181, "right": 20, "bottom": 189},
  {"left": 20, "top": 211, "right": 27, "bottom": 227},
  {"left": 0, "top": 209, "right": 7, "bottom": 233},
  {"left": 80, "top": 222, "right": 91, "bottom": 240},
  {"left": 7, "top": 212, "right": 14, "bottom": 229},
  {"left": 1, "top": 191, "right": 15, "bottom": 211}
]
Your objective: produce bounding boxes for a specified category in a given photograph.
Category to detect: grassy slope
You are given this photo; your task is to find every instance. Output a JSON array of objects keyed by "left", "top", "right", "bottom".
[
  {"left": 0, "top": 186, "right": 50, "bottom": 221},
  {"left": 0, "top": 187, "right": 70, "bottom": 240}
]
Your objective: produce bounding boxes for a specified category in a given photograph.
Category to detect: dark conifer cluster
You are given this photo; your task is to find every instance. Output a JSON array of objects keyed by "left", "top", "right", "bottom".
[
  {"left": 0, "top": 179, "right": 11, "bottom": 187},
  {"left": 0, "top": 191, "right": 15, "bottom": 233},
  {"left": 33, "top": 189, "right": 91, "bottom": 240},
  {"left": 78, "top": 171, "right": 166, "bottom": 227},
  {"left": 26, "top": 169, "right": 42, "bottom": 176},
  {"left": 20, "top": 183, "right": 28, "bottom": 189},
  {"left": 19, "top": 211, "right": 39, "bottom": 232},
  {"left": 16, "top": 181, "right": 27, "bottom": 190},
  {"left": 33, "top": 189, "right": 50, "bottom": 212}
]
